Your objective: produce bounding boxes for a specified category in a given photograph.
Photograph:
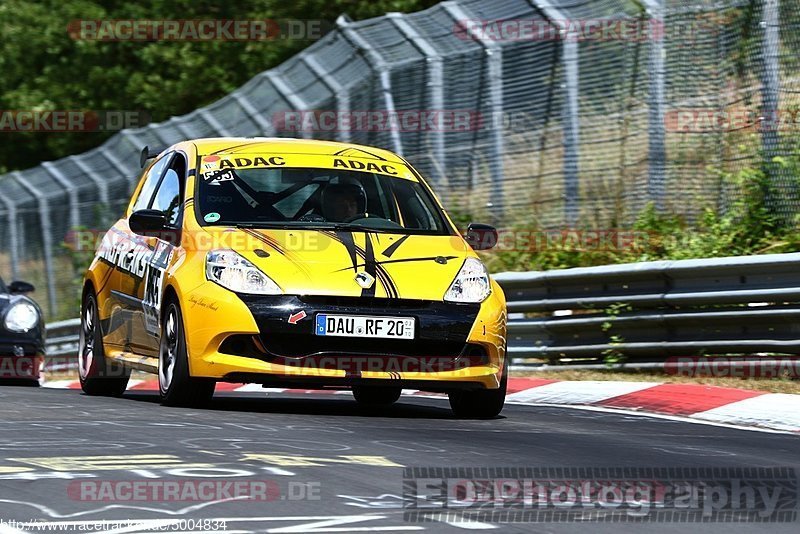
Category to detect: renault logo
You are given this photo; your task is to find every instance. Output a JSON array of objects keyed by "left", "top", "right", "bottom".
[{"left": 355, "top": 272, "right": 375, "bottom": 289}]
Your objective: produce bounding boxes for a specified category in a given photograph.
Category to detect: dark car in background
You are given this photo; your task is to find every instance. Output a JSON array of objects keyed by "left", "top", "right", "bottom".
[{"left": 0, "top": 277, "right": 44, "bottom": 385}]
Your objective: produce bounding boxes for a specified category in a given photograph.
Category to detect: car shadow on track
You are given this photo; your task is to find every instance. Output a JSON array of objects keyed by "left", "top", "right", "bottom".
[
  {"left": 120, "top": 390, "right": 505, "bottom": 420},
  {"left": 0, "top": 378, "right": 40, "bottom": 387}
]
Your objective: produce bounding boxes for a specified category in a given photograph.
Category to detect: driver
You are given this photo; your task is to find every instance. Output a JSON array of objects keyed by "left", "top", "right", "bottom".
[{"left": 320, "top": 181, "right": 367, "bottom": 222}]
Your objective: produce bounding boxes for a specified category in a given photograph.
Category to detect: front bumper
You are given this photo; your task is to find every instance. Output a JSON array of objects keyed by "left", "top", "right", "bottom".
[
  {"left": 0, "top": 338, "right": 44, "bottom": 380},
  {"left": 183, "top": 286, "right": 507, "bottom": 390}
]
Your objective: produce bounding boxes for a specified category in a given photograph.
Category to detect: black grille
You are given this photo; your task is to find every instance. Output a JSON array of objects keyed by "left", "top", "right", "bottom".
[{"left": 259, "top": 333, "right": 466, "bottom": 358}]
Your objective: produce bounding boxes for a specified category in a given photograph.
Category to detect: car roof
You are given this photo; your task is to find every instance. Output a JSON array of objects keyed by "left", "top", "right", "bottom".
[{"left": 173, "top": 138, "right": 405, "bottom": 164}]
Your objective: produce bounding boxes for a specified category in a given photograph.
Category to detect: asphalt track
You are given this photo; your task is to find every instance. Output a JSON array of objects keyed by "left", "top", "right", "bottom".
[{"left": 0, "top": 385, "right": 797, "bottom": 533}]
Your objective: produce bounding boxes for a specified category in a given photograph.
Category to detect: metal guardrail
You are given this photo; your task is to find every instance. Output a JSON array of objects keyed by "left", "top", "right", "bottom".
[
  {"left": 45, "top": 252, "right": 800, "bottom": 368},
  {"left": 495, "top": 252, "right": 800, "bottom": 362},
  {"left": 44, "top": 318, "right": 80, "bottom": 370}
]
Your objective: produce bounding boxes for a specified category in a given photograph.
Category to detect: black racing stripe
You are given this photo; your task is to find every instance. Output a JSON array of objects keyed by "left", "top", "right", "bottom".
[
  {"left": 242, "top": 229, "right": 288, "bottom": 258},
  {"left": 325, "top": 230, "right": 398, "bottom": 298},
  {"left": 376, "top": 267, "right": 398, "bottom": 298},
  {"left": 245, "top": 229, "right": 313, "bottom": 278},
  {"left": 334, "top": 255, "right": 459, "bottom": 271},
  {"left": 361, "top": 234, "right": 377, "bottom": 298},
  {"left": 350, "top": 239, "right": 398, "bottom": 299},
  {"left": 335, "top": 231, "right": 359, "bottom": 273},
  {"left": 381, "top": 234, "right": 410, "bottom": 258},
  {"left": 374, "top": 262, "right": 398, "bottom": 298}
]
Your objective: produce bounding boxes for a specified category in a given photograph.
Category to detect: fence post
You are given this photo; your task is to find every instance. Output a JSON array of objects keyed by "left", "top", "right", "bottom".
[
  {"left": 530, "top": 0, "right": 580, "bottom": 225},
  {"left": 41, "top": 162, "right": 80, "bottom": 230},
  {"left": 761, "top": 0, "right": 783, "bottom": 215},
  {"left": 562, "top": 38, "right": 580, "bottom": 225},
  {"left": 10, "top": 172, "right": 57, "bottom": 317},
  {"left": 441, "top": 2, "right": 505, "bottom": 216},
  {"left": 301, "top": 52, "right": 351, "bottom": 143},
  {"left": 387, "top": 12, "right": 446, "bottom": 188},
  {"left": 0, "top": 181, "right": 20, "bottom": 280},
  {"left": 337, "top": 15, "right": 405, "bottom": 157},
  {"left": 642, "top": 0, "right": 666, "bottom": 212}
]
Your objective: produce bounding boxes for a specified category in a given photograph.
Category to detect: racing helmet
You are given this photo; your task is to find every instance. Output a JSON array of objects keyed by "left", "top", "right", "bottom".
[{"left": 320, "top": 179, "right": 367, "bottom": 221}]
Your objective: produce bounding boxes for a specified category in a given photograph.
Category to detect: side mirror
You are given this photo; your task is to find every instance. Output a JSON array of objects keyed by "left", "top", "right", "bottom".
[
  {"left": 129, "top": 209, "right": 168, "bottom": 236},
  {"left": 464, "top": 223, "right": 498, "bottom": 251},
  {"left": 8, "top": 281, "right": 35, "bottom": 294}
]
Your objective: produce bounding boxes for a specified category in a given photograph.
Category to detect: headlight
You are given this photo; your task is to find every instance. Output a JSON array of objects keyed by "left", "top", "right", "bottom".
[
  {"left": 4, "top": 301, "right": 40, "bottom": 332},
  {"left": 206, "top": 250, "right": 282, "bottom": 295},
  {"left": 444, "top": 257, "right": 492, "bottom": 303}
]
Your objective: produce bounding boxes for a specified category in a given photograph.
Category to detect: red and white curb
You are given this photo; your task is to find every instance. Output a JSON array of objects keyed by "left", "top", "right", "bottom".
[{"left": 41, "top": 378, "right": 800, "bottom": 434}]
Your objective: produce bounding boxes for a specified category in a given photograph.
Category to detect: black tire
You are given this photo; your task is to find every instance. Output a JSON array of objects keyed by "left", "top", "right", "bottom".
[
  {"left": 78, "top": 290, "right": 130, "bottom": 397},
  {"left": 448, "top": 357, "right": 507, "bottom": 419},
  {"left": 159, "top": 299, "right": 215, "bottom": 407},
  {"left": 352, "top": 385, "right": 402, "bottom": 406}
]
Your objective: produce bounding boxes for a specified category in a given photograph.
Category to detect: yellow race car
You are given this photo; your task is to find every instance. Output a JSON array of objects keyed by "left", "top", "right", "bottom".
[{"left": 79, "top": 138, "right": 507, "bottom": 418}]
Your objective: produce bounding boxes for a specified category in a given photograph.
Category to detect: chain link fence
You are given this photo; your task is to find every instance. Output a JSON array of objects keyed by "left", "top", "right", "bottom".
[{"left": 0, "top": 0, "right": 797, "bottom": 319}]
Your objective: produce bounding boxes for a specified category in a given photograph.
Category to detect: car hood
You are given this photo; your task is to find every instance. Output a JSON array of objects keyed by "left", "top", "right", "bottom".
[{"left": 198, "top": 227, "right": 471, "bottom": 300}]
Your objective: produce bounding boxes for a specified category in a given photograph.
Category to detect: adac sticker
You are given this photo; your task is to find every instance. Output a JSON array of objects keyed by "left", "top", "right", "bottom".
[{"left": 204, "top": 212, "right": 221, "bottom": 223}]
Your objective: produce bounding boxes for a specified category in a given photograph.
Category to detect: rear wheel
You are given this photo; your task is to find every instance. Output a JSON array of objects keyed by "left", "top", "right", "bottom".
[
  {"left": 448, "top": 357, "right": 507, "bottom": 419},
  {"left": 352, "top": 385, "right": 402, "bottom": 406},
  {"left": 159, "top": 300, "right": 215, "bottom": 407},
  {"left": 78, "top": 290, "right": 129, "bottom": 396}
]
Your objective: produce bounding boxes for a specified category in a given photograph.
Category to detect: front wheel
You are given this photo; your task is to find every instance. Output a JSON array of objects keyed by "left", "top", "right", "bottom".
[
  {"left": 78, "top": 289, "right": 129, "bottom": 396},
  {"left": 448, "top": 357, "right": 507, "bottom": 419},
  {"left": 158, "top": 300, "right": 215, "bottom": 407},
  {"left": 352, "top": 385, "right": 402, "bottom": 406}
]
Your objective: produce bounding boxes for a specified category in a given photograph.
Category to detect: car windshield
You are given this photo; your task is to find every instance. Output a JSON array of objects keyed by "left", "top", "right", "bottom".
[{"left": 196, "top": 165, "right": 451, "bottom": 235}]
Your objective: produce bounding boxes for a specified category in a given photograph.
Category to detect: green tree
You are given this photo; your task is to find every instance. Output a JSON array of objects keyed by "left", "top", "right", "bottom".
[{"left": 0, "top": 0, "right": 439, "bottom": 173}]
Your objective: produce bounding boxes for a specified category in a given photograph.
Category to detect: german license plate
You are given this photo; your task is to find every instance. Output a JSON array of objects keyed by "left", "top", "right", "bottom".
[{"left": 315, "top": 314, "right": 415, "bottom": 339}]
